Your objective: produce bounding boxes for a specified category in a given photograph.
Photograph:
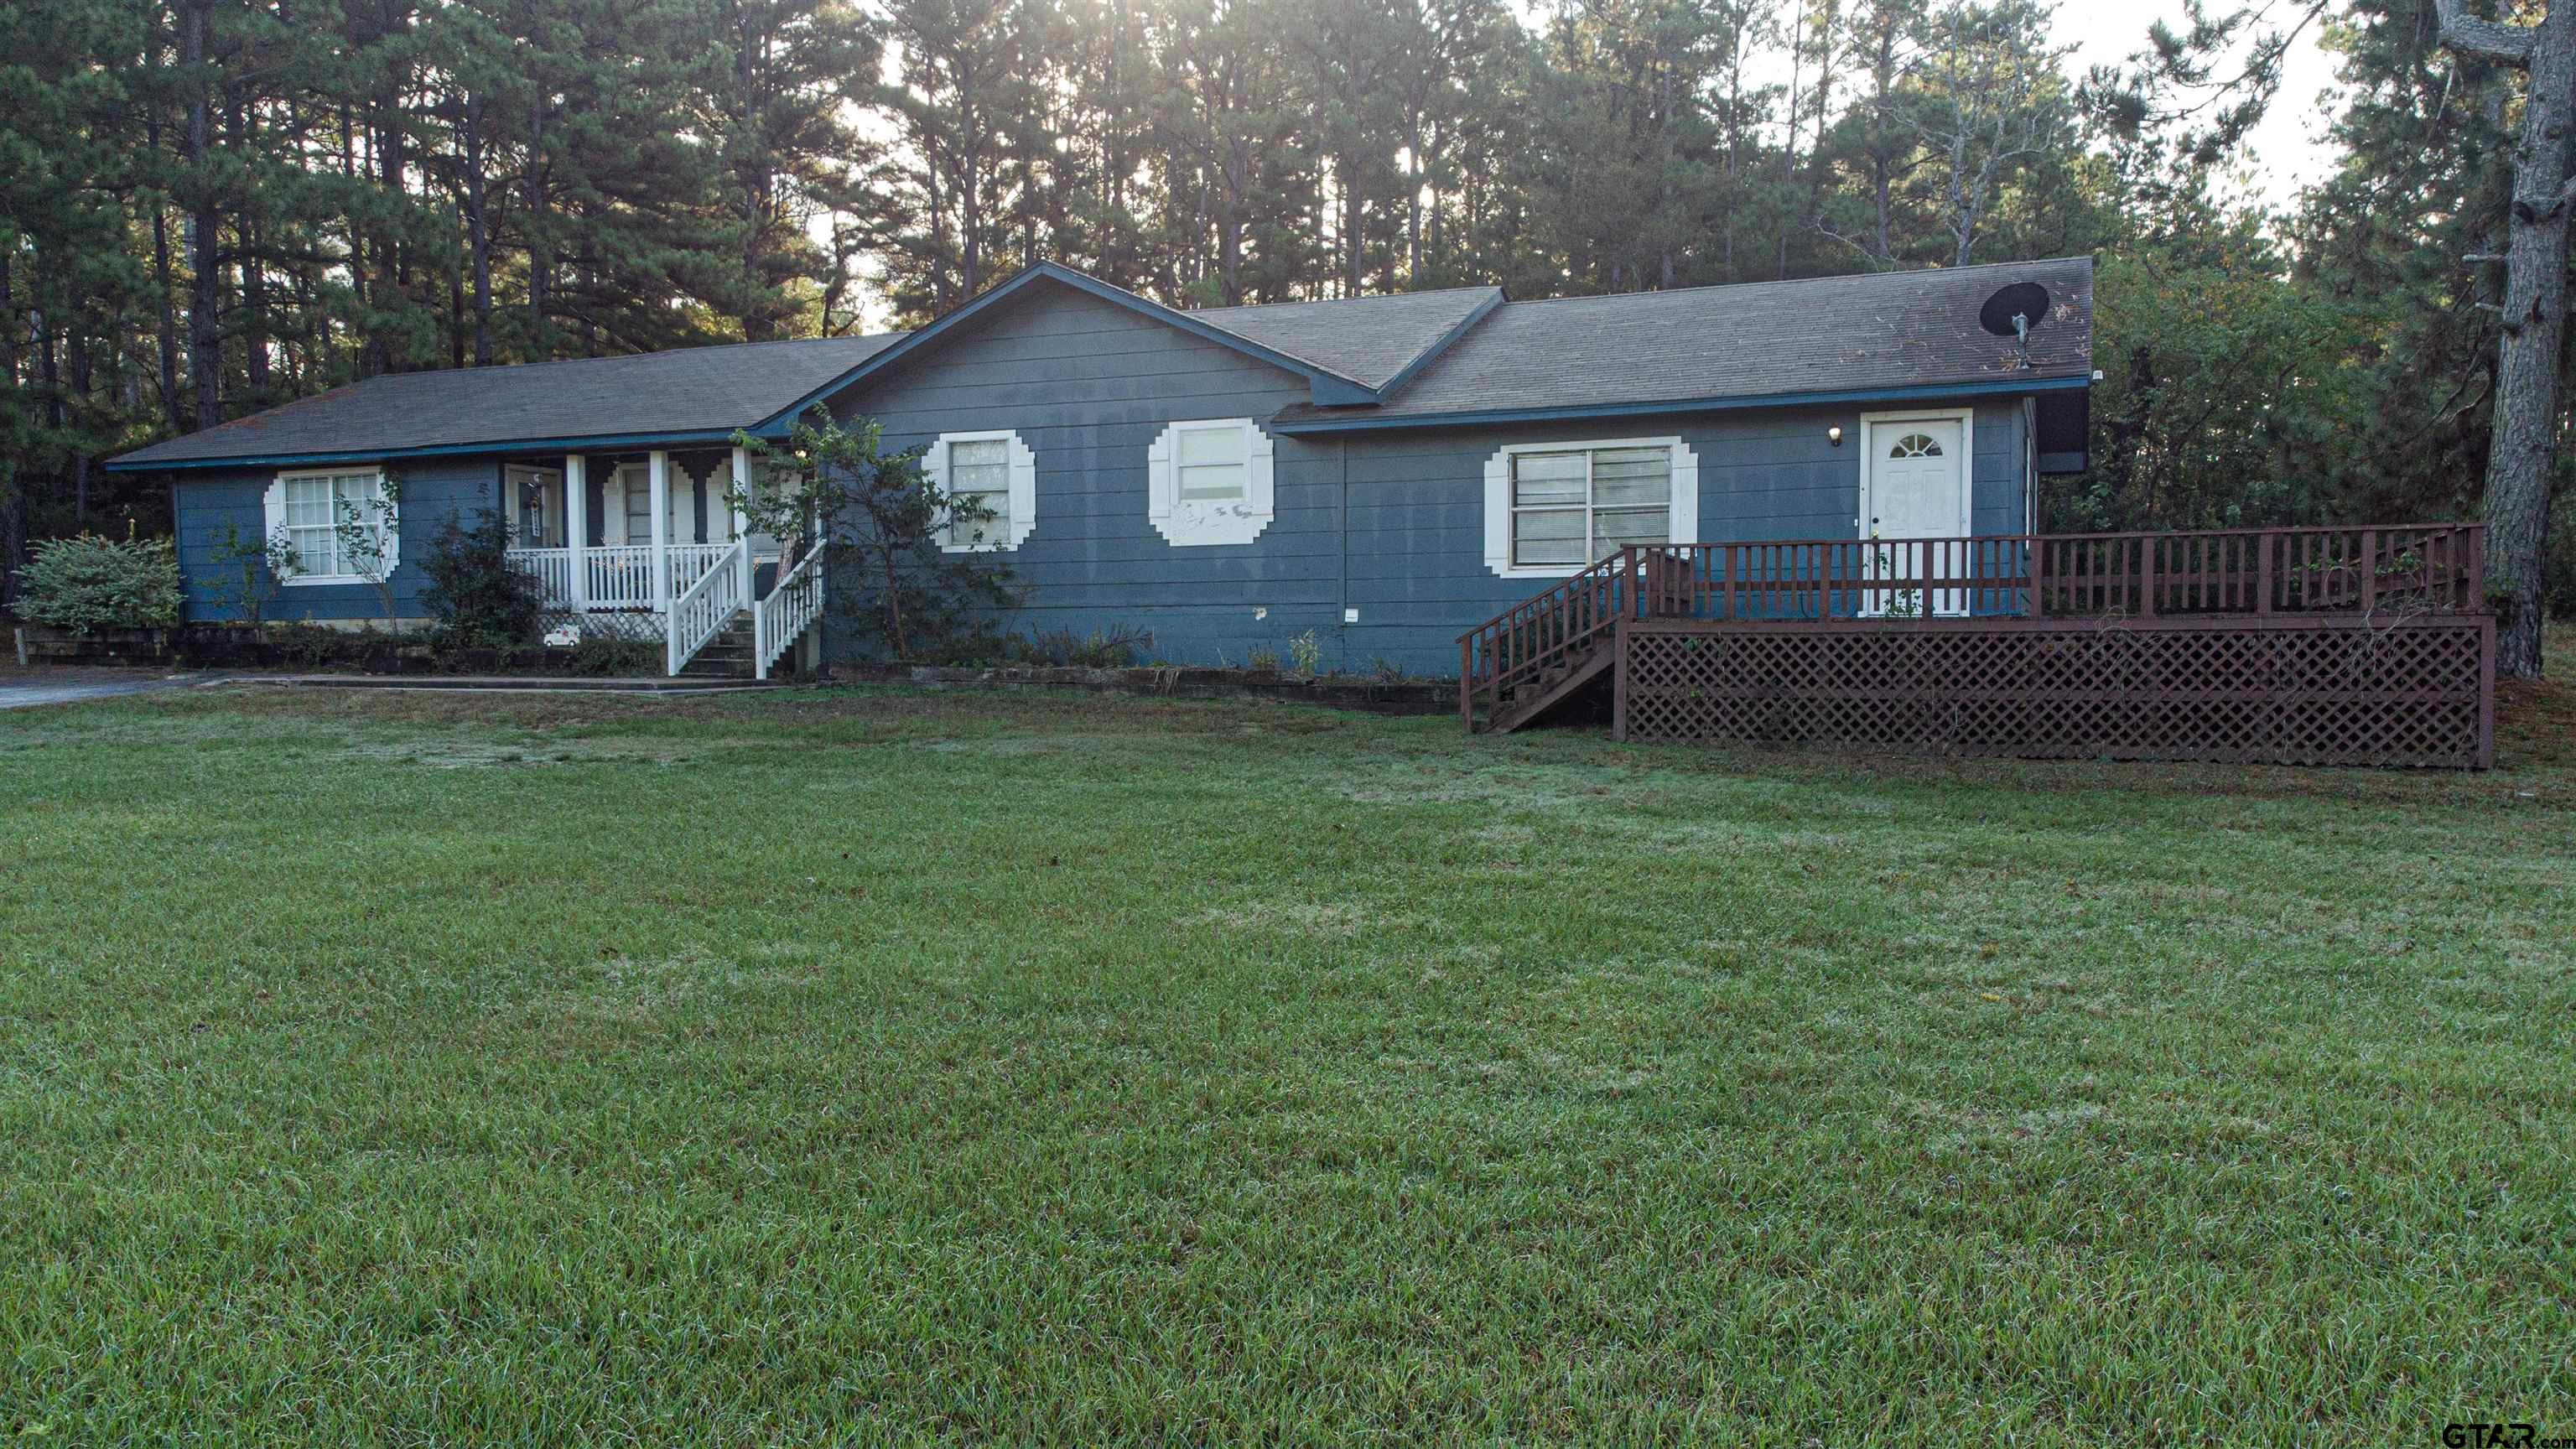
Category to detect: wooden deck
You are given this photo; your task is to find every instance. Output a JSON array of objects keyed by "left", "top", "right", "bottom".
[{"left": 1458, "top": 523, "right": 2495, "bottom": 767}]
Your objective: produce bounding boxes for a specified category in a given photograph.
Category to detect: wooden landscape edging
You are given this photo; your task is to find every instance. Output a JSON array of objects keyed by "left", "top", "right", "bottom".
[
  {"left": 833, "top": 662, "right": 1455, "bottom": 715},
  {"left": 1612, "top": 613, "right": 2496, "bottom": 769}
]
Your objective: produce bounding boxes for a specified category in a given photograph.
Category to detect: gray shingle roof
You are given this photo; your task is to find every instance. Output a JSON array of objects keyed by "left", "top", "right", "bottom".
[
  {"left": 111, "top": 332, "right": 904, "bottom": 467},
  {"left": 112, "top": 256, "right": 2092, "bottom": 468},
  {"left": 1191, "top": 286, "right": 1504, "bottom": 391},
  {"left": 1270, "top": 256, "right": 2094, "bottom": 425}
]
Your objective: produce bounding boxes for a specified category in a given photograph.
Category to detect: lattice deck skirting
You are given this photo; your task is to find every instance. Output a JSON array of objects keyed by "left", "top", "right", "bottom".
[
  {"left": 537, "top": 608, "right": 666, "bottom": 645},
  {"left": 1613, "top": 615, "right": 2496, "bottom": 769}
]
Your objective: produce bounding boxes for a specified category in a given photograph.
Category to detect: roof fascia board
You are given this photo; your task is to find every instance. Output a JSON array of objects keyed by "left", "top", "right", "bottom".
[
  {"left": 750, "top": 262, "right": 1381, "bottom": 432},
  {"left": 1268, "top": 375, "right": 2092, "bottom": 435},
  {"left": 106, "top": 427, "right": 745, "bottom": 474}
]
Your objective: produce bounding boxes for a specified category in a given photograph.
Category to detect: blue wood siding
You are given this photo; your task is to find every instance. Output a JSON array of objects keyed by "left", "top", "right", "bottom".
[
  {"left": 821, "top": 283, "right": 1332, "bottom": 664},
  {"left": 822, "top": 287, "right": 2032, "bottom": 676},
  {"left": 173, "top": 458, "right": 499, "bottom": 621},
  {"left": 158, "top": 282, "right": 2037, "bottom": 669}
]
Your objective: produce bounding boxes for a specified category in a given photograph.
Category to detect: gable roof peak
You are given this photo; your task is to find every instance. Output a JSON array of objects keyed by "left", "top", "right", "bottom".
[{"left": 752, "top": 259, "right": 1503, "bottom": 424}]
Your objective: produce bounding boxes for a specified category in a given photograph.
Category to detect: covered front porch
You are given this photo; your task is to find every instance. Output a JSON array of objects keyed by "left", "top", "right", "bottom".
[{"left": 501, "top": 445, "right": 823, "bottom": 678}]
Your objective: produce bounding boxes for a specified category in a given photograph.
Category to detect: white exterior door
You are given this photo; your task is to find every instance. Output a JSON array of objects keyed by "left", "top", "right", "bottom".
[{"left": 1862, "top": 413, "right": 1969, "bottom": 615}]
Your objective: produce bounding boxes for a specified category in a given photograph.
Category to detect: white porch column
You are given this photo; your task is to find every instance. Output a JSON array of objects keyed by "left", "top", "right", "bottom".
[
  {"left": 647, "top": 449, "right": 672, "bottom": 614},
  {"left": 730, "top": 445, "right": 756, "bottom": 601},
  {"left": 564, "top": 454, "right": 589, "bottom": 612}
]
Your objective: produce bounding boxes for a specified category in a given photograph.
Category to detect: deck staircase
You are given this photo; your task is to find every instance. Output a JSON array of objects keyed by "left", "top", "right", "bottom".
[
  {"left": 1483, "top": 644, "right": 1617, "bottom": 734},
  {"left": 1457, "top": 549, "right": 1641, "bottom": 735}
]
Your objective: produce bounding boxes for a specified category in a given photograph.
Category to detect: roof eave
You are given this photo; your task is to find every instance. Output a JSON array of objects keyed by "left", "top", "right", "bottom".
[
  {"left": 104, "top": 426, "right": 750, "bottom": 474},
  {"left": 1267, "top": 373, "right": 2092, "bottom": 435}
]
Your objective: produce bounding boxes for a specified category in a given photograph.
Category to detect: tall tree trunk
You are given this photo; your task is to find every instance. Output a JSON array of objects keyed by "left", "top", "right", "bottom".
[
  {"left": 2435, "top": 0, "right": 2572, "bottom": 678},
  {"left": 1867, "top": 22, "right": 1898, "bottom": 267},
  {"left": 69, "top": 333, "right": 92, "bottom": 527},
  {"left": 1800, "top": 2, "right": 1840, "bottom": 250},
  {"left": 1405, "top": 105, "right": 1424, "bottom": 284},
  {"left": 526, "top": 99, "right": 551, "bottom": 358},
  {"left": 1657, "top": 64, "right": 1675, "bottom": 288},
  {"left": 1, "top": 256, "right": 23, "bottom": 604},
  {"left": 1218, "top": 120, "right": 1248, "bottom": 304},
  {"left": 144, "top": 112, "right": 184, "bottom": 434},
  {"left": 448, "top": 230, "right": 465, "bottom": 369},
  {"left": 737, "top": 23, "right": 778, "bottom": 342},
  {"left": 180, "top": 0, "right": 221, "bottom": 431},
  {"left": 366, "top": 98, "right": 407, "bottom": 377},
  {"left": 228, "top": 96, "right": 269, "bottom": 397},
  {"left": 1779, "top": 22, "right": 1803, "bottom": 280},
  {"left": 1341, "top": 155, "right": 1363, "bottom": 295},
  {"left": 463, "top": 96, "right": 492, "bottom": 365}
]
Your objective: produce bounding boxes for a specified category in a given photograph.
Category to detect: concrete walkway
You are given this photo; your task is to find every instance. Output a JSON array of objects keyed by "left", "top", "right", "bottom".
[
  {"left": 0, "top": 670, "right": 792, "bottom": 709},
  {"left": 245, "top": 675, "right": 787, "bottom": 693},
  {"left": 0, "top": 673, "right": 205, "bottom": 711}
]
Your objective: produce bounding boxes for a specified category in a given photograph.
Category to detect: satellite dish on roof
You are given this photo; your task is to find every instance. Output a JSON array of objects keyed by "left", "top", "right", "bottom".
[{"left": 1978, "top": 280, "right": 2052, "bottom": 369}]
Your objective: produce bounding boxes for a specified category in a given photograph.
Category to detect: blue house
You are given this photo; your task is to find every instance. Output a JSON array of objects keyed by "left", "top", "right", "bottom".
[{"left": 106, "top": 257, "right": 2094, "bottom": 683}]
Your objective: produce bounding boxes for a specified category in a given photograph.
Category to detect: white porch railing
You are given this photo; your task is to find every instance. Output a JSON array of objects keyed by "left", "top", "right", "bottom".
[
  {"left": 584, "top": 546, "right": 658, "bottom": 610},
  {"left": 506, "top": 547, "right": 574, "bottom": 607},
  {"left": 667, "top": 543, "right": 731, "bottom": 596},
  {"left": 667, "top": 540, "right": 749, "bottom": 675},
  {"left": 507, "top": 543, "right": 739, "bottom": 612},
  {"left": 753, "top": 543, "right": 826, "bottom": 680}
]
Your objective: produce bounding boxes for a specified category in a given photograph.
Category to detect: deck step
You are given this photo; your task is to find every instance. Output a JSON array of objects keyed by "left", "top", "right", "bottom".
[{"left": 1484, "top": 642, "right": 1614, "bottom": 735}]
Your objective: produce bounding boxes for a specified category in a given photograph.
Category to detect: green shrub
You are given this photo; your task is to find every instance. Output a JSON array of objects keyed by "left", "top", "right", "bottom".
[
  {"left": 264, "top": 623, "right": 427, "bottom": 669},
  {"left": 11, "top": 534, "right": 184, "bottom": 633},
  {"left": 1247, "top": 646, "right": 1282, "bottom": 672},
  {"left": 421, "top": 510, "right": 543, "bottom": 647},
  {"left": 564, "top": 636, "right": 661, "bottom": 677},
  {"left": 264, "top": 623, "right": 352, "bottom": 671},
  {"left": 1013, "top": 623, "right": 1151, "bottom": 667}
]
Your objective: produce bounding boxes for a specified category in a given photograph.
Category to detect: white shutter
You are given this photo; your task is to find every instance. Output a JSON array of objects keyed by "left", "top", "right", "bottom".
[
  {"left": 375, "top": 474, "right": 399, "bottom": 574},
  {"left": 1005, "top": 434, "right": 1036, "bottom": 549},
  {"left": 1145, "top": 426, "right": 1175, "bottom": 534}
]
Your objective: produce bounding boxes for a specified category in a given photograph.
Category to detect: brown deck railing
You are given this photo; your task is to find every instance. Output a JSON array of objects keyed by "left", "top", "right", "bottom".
[{"left": 1458, "top": 522, "right": 2488, "bottom": 729}]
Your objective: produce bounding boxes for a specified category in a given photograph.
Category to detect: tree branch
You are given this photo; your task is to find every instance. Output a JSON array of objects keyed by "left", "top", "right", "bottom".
[{"left": 2432, "top": 0, "right": 2537, "bottom": 65}]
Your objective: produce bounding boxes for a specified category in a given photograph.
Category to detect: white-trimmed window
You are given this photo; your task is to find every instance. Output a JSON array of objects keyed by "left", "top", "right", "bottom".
[
  {"left": 925, "top": 429, "right": 1037, "bottom": 552},
  {"left": 265, "top": 468, "right": 397, "bottom": 584},
  {"left": 1148, "top": 418, "right": 1275, "bottom": 547},
  {"left": 1483, "top": 438, "right": 1698, "bottom": 578}
]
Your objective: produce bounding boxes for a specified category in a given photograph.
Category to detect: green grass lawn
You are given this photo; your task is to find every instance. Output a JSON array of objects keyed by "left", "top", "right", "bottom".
[{"left": 3, "top": 672, "right": 2573, "bottom": 1444}]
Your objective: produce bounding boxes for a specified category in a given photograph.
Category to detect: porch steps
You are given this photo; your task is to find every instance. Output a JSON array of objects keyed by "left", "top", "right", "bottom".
[{"left": 678, "top": 611, "right": 760, "bottom": 679}]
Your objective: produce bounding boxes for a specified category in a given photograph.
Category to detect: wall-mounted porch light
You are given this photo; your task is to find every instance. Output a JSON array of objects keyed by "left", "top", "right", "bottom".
[{"left": 1828, "top": 425, "right": 1844, "bottom": 447}]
